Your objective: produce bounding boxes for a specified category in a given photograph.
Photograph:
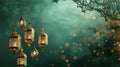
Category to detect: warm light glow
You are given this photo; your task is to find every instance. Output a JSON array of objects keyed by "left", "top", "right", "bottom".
[
  {"left": 17, "top": 58, "right": 24, "bottom": 65},
  {"left": 38, "top": 28, "right": 48, "bottom": 49},
  {"left": 18, "top": 16, "right": 26, "bottom": 29},
  {"left": 24, "top": 22, "right": 34, "bottom": 47},
  {"left": 17, "top": 48, "right": 27, "bottom": 67},
  {"left": 20, "top": 20, "right": 24, "bottom": 25},
  {"left": 65, "top": 59, "right": 69, "bottom": 63},
  {"left": 12, "top": 41, "right": 17, "bottom": 47},
  {"left": 31, "top": 47, "right": 39, "bottom": 58},
  {"left": 9, "top": 28, "right": 21, "bottom": 54}
]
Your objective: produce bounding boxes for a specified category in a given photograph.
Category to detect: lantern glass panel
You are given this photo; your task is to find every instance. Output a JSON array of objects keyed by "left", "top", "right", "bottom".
[
  {"left": 31, "top": 47, "right": 39, "bottom": 58},
  {"left": 17, "top": 58, "right": 24, "bottom": 65},
  {"left": 39, "top": 34, "right": 47, "bottom": 43},
  {"left": 31, "top": 51, "right": 37, "bottom": 57},
  {"left": 9, "top": 38, "right": 18, "bottom": 47},
  {"left": 20, "top": 20, "right": 24, "bottom": 25},
  {"left": 26, "top": 32, "right": 32, "bottom": 39}
]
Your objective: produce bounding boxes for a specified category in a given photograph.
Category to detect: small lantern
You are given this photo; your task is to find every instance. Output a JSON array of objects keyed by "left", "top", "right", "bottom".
[
  {"left": 24, "top": 22, "right": 35, "bottom": 47},
  {"left": 18, "top": 16, "right": 26, "bottom": 29},
  {"left": 38, "top": 27, "right": 48, "bottom": 49},
  {"left": 9, "top": 28, "right": 21, "bottom": 54},
  {"left": 17, "top": 48, "right": 27, "bottom": 67},
  {"left": 31, "top": 46, "right": 39, "bottom": 58}
]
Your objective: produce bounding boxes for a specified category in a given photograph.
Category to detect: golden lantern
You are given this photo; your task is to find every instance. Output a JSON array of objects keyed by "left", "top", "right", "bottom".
[
  {"left": 31, "top": 46, "right": 39, "bottom": 58},
  {"left": 17, "top": 48, "right": 27, "bottom": 67},
  {"left": 38, "top": 27, "right": 48, "bottom": 49},
  {"left": 24, "top": 22, "right": 35, "bottom": 47},
  {"left": 9, "top": 28, "right": 21, "bottom": 54},
  {"left": 18, "top": 16, "right": 26, "bottom": 29}
]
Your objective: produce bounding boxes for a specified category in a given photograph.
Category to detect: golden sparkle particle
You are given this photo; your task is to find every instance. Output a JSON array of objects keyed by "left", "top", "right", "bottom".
[
  {"left": 73, "top": 33, "right": 76, "bottom": 37},
  {"left": 65, "top": 59, "right": 69, "bottom": 63},
  {"left": 67, "top": 64, "right": 71, "bottom": 67},
  {"left": 65, "top": 42, "right": 70, "bottom": 47},
  {"left": 73, "top": 56, "right": 78, "bottom": 60},
  {"left": 93, "top": 50, "right": 97, "bottom": 53},
  {"left": 92, "top": 16, "right": 96, "bottom": 20},
  {"left": 98, "top": 44, "right": 101, "bottom": 47},
  {"left": 118, "top": 58, "right": 120, "bottom": 61},
  {"left": 61, "top": 50, "right": 64, "bottom": 53},
  {"left": 61, "top": 55, "right": 66, "bottom": 60}
]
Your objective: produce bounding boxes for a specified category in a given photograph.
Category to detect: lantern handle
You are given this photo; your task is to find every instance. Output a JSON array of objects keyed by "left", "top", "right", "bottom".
[
  {"left": 41, "top": 24, "right": 44, "bottom": 32},
  {"left": 34, "top": 45, "right": 36, "bottom": 49},
  {"left": 20, "top": 16, "right": 22, "bottom": 18},
  {"left": 13, "top": 26, "right": 16, "bottom": 32},
  {"left": 20, "top": 16, "right": 23, "bottom": 20},
  {"left": 28, "top": 21, "right": 31, "bottom": 26}
]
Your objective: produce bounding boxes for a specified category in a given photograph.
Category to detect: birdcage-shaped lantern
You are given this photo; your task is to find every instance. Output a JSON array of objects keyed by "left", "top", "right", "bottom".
[
  {"left": 24, "top": 22, "right": 35, "bottom": 47},
  {"left": 18, "top": 16, "right": 26, "bottom": 29},
  {"left": 9, "top": 28, "right": 21, "bottom": 54},
  {"left": 38, "top": 27, "right": 48, "bottom": 49},
  {"left": 17, "top": 48, "right": 27, "bottom": 67}
]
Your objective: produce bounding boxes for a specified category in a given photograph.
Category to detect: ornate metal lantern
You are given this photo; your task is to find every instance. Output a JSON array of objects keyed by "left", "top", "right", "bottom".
[
  {"left": 9, "top": 28, "right": 21, "bottom": 54},
  {"left": 31, "top": 46, "right": 39, "bottom": 58},
  {"left": 38, "top": 27, "right": 48, "bottom": 49},
  {"left": 24, "top": 22, "right": 35, "bottom": 47},
  {"left": 18, "top": 16, "right": 26, "bottom": 29},
  {"left": 17, "top": 48, "right": 27, "bottom": 67}
]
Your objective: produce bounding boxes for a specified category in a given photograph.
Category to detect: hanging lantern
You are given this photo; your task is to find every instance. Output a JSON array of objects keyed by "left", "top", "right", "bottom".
[
  {"left": 17, "top": 48, "right": 27, "bottom": 67},
  {"left": 31, "top": 46, "right": 39, "bottom": 58},
  {"left": 9, "top": 28, "right": 21, "bottom": 54},
  {"left": 38, "top": 27, "right": 48, "bottom": 49},
  {"left": 18, "top": 16, "right": 26, "bottom": 29},
  {"left": 24, "top": 22, "right": 35, "bottom": 47}
]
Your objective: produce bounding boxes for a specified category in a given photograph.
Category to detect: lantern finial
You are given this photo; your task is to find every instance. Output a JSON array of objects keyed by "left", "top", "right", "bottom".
[
  {"left": 20, "top": 16, "right": 23, "bottom": 19},
  {"left": 41, "top": 27, "right": 44, "bottom": 32},
  {"left": 13, "top": 27, "right": 16, "bottom": 32},
  {"left": 28, "top": 21, "right": 31, "bottom": 26},
  {"left": 41, "top": 24, "right": 44, "bottom": 32}
]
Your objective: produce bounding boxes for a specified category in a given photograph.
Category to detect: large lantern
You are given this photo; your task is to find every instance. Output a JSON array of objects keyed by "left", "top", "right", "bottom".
[
  {"left": 18, "top": 16, "right": 26, "bottom": 29},
  {"left": 31, "top": 46, "right": 39, "bottom": 58},
  {"left": 9, "top": 28, "right": 21, "bottom": 54},
  {"left": 38, "top": 27, "right": 48, "bottom": 49},
  {"left": 24, "top": 22, "right": 35, "bottom": 47},
  {"left": 17, "top": 48, "right": 27, "bottom": 67}
]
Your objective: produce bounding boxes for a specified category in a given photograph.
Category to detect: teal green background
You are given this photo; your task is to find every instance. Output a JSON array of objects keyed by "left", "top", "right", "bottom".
[{"left": 0, "top": 0, "right": 119, "bottom": 67}]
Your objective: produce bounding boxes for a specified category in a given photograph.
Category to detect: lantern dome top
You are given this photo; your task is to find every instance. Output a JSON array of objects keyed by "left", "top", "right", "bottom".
[
  {"left": 9, "top": 28, "right": 20, "bottom": 38},
  {"left": 24, "top": 21, "right": 34, "bottom": 31},
  {"left": 18, "top": 48, "right": 27, "bottom": 58},
  {"left": 40, "top": 27, "right": 47, "bottom": 35},
  {"left": 19, "top": 16, "right": 23, "bottom": 20}
]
